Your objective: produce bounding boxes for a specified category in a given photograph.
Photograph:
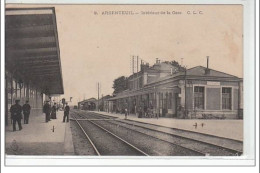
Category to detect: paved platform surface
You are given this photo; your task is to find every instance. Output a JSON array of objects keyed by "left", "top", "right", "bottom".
[
  {"left": 91, "top": 111, "right": 243, "bottom": 141},
  {"left": 5, "top": 111, "right": 74, "bottom": 155}
]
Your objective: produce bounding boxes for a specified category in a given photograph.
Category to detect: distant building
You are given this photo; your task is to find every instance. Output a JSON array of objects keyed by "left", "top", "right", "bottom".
[
  {"left": 78, "top": 95, "right": 113, "bottom": 111},
  {"left": 78, "top": 98, "right": 97, "bottom": 110},
  {"left": 107, "top": 60, "right": 243, "bottom": 119}
]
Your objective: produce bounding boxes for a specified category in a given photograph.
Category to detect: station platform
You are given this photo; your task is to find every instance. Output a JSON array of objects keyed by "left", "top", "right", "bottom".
[
  {"left": 90, "top": 111, "right": 243, "bottom": 141},
  {"left": 5, "top": 111, "right": 74, "bottom": 155}
]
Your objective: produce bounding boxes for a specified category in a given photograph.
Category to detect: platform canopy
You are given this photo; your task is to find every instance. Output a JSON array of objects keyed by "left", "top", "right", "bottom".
[{"left": 5, "top": 8, "right": 64, "bottom": 94}]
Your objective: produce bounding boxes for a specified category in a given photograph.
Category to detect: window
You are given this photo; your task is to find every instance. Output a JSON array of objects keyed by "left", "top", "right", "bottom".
[
  {"left": 139, "top": 76, "right": 143, "bottom": 88},
  {"left": 194, "top": 86, "right": 204, "bottom": 109},
  {"left": 159, "top": 93, "right": 163, "bottom": 108},
  {"left": 153, "top": 92, "right": 157, "bottom": 108},
  {"left": 222, "top": 87, "right": 232, "bottom": 110},
  {"left": 168, "top": 93, "right": 172, "bottom": 108},
  {"left": 6, "top": 77, "right": 12, "bottom": 106},
  {"left": 165, "top": 93, "right": 168, "bottom": 109},
  {"left": 16, "top": 81, "right": 21, "bottom": 99},
  {"left": 149, "top": 93, "right": 154, "bottom": 107},
  {"left": 13, "top": 80, "right": 17, "bottom": 98}
]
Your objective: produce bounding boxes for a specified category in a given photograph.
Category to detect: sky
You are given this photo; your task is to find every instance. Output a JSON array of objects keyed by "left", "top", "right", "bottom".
[{"left": 6, "top": 4, "right": 243, "bottom": 105}]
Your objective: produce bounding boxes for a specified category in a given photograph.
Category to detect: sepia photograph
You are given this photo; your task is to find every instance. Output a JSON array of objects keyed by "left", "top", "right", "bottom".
[{"left": 1, "top": 0, "right": 257, "bottom": 168}]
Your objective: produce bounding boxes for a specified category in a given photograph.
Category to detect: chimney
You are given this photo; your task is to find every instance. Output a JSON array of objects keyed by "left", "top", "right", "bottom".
[
  {"left": 137, "top": 56, "right": 139, "bottom": 72},
  {"left": 156, "top": 58, "right": 158, "bottom": 63},
  {"left": 207, "top": 56, "right": 209, "bottom": 69},
  {"left": 205, "top": 56, "right": 210, "bottom": 75}
]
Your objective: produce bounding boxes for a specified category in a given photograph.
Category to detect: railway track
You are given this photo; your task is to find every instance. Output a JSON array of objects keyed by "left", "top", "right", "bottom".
[
  {"left": 71, "top": 110, "right": 243, "bottom": 156},
  {"left": 90, "top": 115, "right": 243, "bottom": 156},
  {"left": 72, "top": 113, "right": 100, "bottom": 155},
  {"left": 85, "top": 111, "right": 243, "bottom": 155},
  {"left": 71, "top": 111, "right": 206, "bottom": 156},
  {"left": 71, "top": 113, "right": 148, "bottom": 156}
]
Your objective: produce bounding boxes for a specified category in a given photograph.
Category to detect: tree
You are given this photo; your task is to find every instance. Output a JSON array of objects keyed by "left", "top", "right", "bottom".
[
  {"left": 165, "top": 60, "right": 186, "bottom": 72},
  {"left": 171, "top": 60, "right": 186, "bottom": 70},
  {"left": 112, "top": 76, "right": 128, "bottom": 95}
]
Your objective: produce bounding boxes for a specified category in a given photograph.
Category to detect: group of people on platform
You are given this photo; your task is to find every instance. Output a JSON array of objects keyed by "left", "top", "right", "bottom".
[
  {"left": 10, "top": 99, "right": 70, "bottom": 132},
  {"left": 43, "top": 101, "right": 70, "bottom": 123},
  {"left": 43, "top": 101, "right": 58, "bottom": 122},
  {"left": 115, "top": 105, "right": 159, "bottom": 119},
  {"left": 137, "top": 105, "right": 159, "bottom": 119},
  {"left": 10, "top": 99, "right": 31, "bottom": 131}
]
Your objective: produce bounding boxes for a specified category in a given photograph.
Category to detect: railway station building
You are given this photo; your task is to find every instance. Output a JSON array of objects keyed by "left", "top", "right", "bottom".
[
  {"left": 106, "top": 60, "right": 243, "bottom": 119},
  {"left": 5, "top": 8, "right": 64, "bottom": 125}
]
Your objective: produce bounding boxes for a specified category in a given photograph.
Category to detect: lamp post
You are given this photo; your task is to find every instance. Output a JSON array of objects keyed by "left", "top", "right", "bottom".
[
  {"left": 97, "top": 82, "right": 100, "bottom": 112},
  {"left": 184, "top": 66, "right": 187, "bottom": 118},
  {"left": 154, "top": 86, "right": 157, "bottom": 118}
]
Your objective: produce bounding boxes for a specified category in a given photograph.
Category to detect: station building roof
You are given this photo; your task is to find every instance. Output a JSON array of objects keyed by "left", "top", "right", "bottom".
[
  {"left": 107, "top": 66, "right": 242, "bottom": 101},
  {"left": 145, "top": 66, "right": 242, "bottom": 87},
  {"left": 5, "top": 7, "right": 64, "bottom": 94}
]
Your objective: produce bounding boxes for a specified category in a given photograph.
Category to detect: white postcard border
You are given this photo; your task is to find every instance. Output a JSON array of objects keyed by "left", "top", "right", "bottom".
[{"left": 1, "top": 0, "right": 257, "bottom": 168}]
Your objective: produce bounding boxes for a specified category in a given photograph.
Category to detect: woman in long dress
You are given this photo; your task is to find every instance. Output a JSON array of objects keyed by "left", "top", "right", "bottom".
[{"left": 51, "top": 103, "right": 57, "bottom": 119}]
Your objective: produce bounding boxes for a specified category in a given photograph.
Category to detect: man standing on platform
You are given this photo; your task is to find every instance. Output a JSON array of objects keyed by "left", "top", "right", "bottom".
[
  {"left": 63, "top": 103, "right": 70, "bottom": 123},
  {"left": 43, "top": 101, "right": 51, "bottom": 123},
  {"left": 22, "top": 100, "right": 31, "bottom": 124},
  {"left": 10, "top": 99, "right": 23, "bottom": 131},
  {"left": 124, "top": 108, "right": 128, "bottom": 119}
]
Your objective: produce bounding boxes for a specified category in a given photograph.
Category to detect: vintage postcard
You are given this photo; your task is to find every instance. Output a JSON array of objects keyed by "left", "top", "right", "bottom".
[{"left": 1, "top": 0, "right": 257, "bottom": 168}]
